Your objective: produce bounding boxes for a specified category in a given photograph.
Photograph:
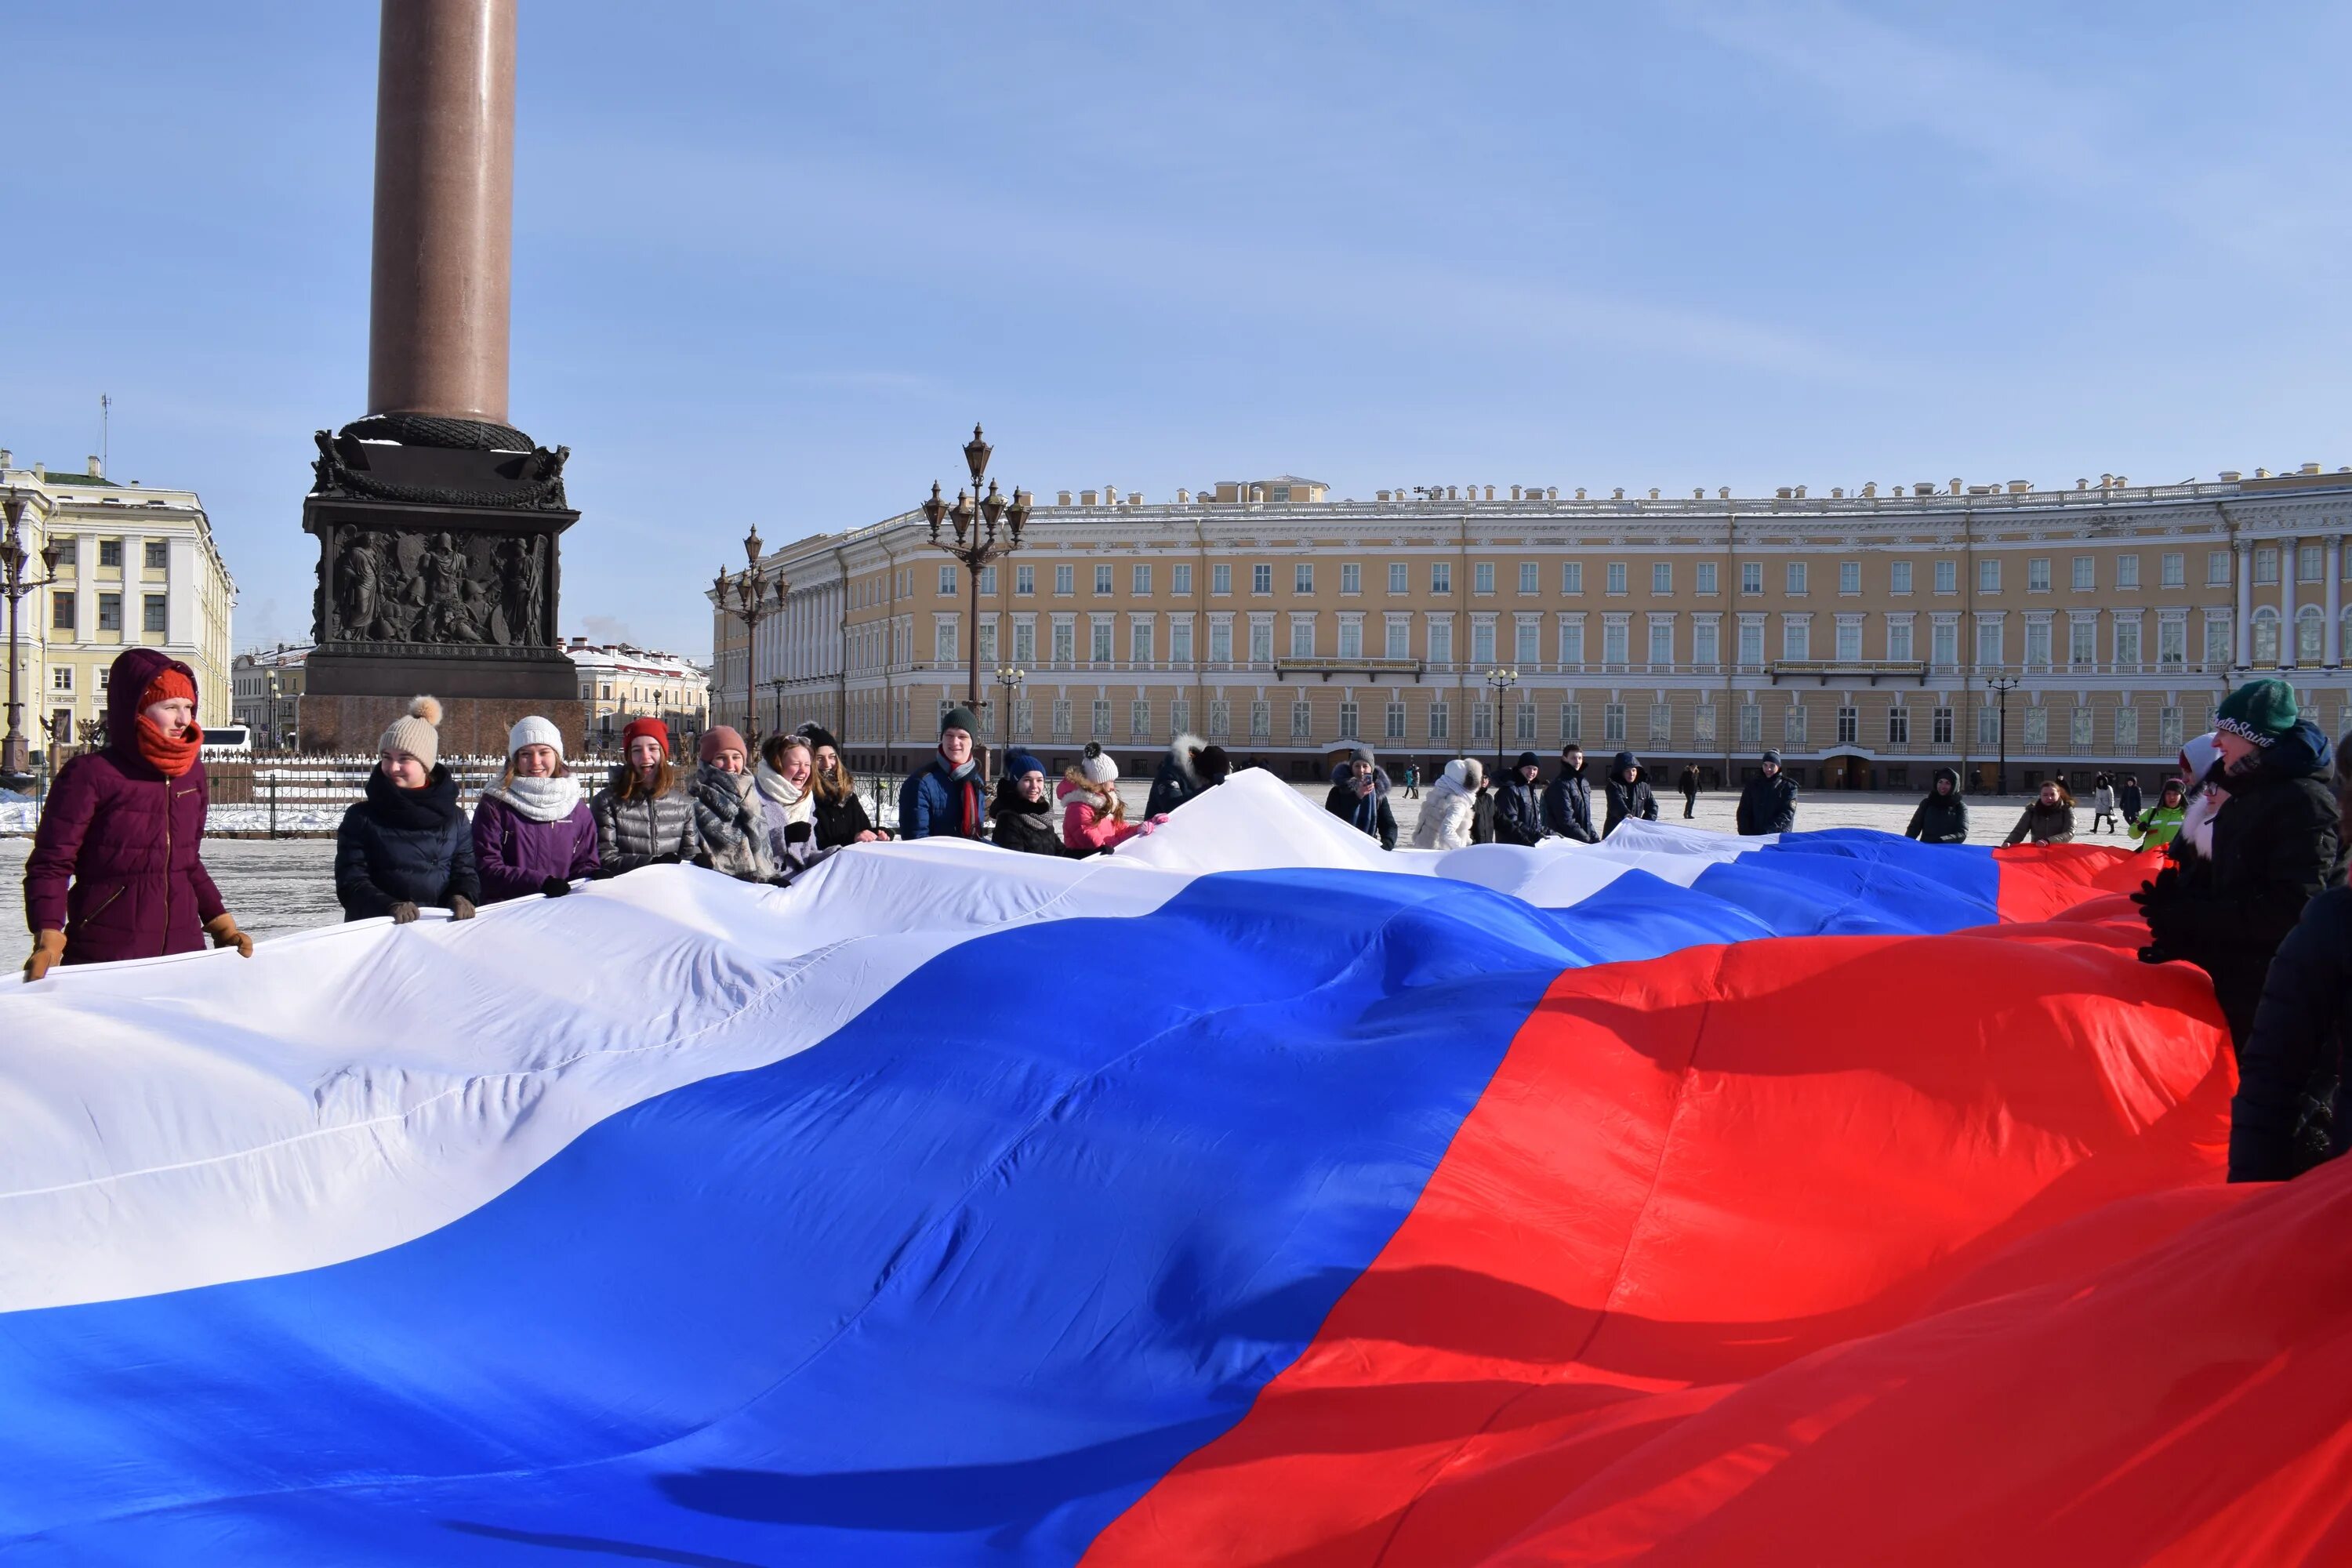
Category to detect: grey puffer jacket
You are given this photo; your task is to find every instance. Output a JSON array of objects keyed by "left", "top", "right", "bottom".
[{"left": 591, "top": 768, "right": 701, "bottom": 874}]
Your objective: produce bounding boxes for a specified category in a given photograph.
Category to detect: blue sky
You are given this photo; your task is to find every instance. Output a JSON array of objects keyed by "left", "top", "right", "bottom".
[{"left": 6, "top": 2, "right": 2347, "bottom": 659}]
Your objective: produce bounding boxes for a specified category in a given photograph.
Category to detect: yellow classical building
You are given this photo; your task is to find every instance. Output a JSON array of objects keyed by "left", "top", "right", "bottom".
[{"left": 2, "top": 452, "right": 237, "bottom": 755}]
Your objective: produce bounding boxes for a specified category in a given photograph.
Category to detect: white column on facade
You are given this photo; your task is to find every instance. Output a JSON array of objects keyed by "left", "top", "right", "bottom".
[
  {"left": 2234, "top": 540, "right": 2252, "bottom": 667},
  {"left": 2327, "top": 535, "right": 2343, "bottom": 667},
  {"left": 166, "top": 536, "right": 197, "bottom": 647},
  {"left": 2280, "top": 535, "right": 2299, "bottom": 668}
]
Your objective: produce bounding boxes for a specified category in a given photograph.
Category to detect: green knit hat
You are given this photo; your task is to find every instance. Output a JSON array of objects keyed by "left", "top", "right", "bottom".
[
  {"left": 2216, "top": 677, "right": 2299, "bottom": 747},
  {"left": 940, "top": 705, "right": 979, "bottom": 738}
]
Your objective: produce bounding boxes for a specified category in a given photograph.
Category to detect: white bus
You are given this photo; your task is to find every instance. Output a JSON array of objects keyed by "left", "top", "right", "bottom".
[{"left": 201, "top": 723, "right": 253, "bottom": 753}]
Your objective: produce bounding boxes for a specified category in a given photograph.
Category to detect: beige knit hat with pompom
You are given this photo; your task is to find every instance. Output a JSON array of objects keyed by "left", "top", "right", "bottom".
[{"left": 379, "top": 695, "right": 444, "bottom": 771}]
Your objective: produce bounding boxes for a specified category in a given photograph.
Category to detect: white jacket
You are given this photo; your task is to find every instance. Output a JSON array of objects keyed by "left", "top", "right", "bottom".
[{"left": 1410, "top": 760, "right": 1480, "bottom": 851}]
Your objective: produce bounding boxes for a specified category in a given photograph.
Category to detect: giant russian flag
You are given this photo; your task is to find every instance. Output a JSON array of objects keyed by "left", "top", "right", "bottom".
[{"left": 2, "top": 771, "right": 2347, "bottom": 1565}]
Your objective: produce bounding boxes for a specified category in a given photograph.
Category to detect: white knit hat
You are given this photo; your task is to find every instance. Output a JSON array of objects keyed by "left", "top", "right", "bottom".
[
  {"left": 379, "top": 695, "right": 442, "bottom": 771},
  {"left": 508, "top": 713, "right": 564, "bottom": 761},
  {"left": 1078, "top": 741, "right": 1118, "bottom": 786}
]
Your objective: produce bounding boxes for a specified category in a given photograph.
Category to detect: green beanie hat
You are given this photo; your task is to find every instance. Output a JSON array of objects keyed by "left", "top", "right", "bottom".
[
  {"left": 940, "top": 705, "right": 979, "bottom": 739},
  {"left": 2216, "top": 677, "right": 2299, "bottom": 747}
]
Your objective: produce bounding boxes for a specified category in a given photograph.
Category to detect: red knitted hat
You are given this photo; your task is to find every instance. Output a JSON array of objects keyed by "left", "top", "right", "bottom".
[
  {"left": 621, "top": 717, "right": 670, "bottom": 756},
  {"left": 140, "top": 667, "right": 196, "bottom": 708}
]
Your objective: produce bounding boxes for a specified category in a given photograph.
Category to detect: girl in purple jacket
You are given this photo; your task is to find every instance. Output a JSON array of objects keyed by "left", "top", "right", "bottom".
[
  {"left": 22, "top": 648, "right": 253, "bottom": 978},
  {"left": 470, "top": 716, "right": 600, "bottom": 904}
]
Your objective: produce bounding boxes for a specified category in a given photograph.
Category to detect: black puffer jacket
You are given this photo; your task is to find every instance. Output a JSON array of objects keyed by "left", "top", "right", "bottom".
[
  {"left": 2230, "top": 884, "right": 2352, "bottom": 1181},
  {"left": 592, "top": 768, "right": 700, "bottom": 874},
  {"left": 1736, "top": 771, "right": 1798, "bottom": 835},
  {"left": 1471, "top": 789, "right": 1497, "bottom": 844},
  {"left": 1542, "top": 769, "right": 1598, "bottom": 844},
  {"left": 2143, "top": 720, "right": 2343, "bottom": 1046},
  {"left": 1602, "top": 752, "right": 1659, "bottom": 836},
  {"left": 989, "top": 781, "right": 1063, "bottom": 857},
  {"left": 1904, "top": 768, "right": 1969, "bottom": 844},
  {"left": 334, "top": 765, "right": 480, "bottom": 920},
  {"left": 1494, "top": 774, "right": 1546, "bottom": 846},
  {"left": 812, "top": 788, "right": 877, "bottom": 851}
]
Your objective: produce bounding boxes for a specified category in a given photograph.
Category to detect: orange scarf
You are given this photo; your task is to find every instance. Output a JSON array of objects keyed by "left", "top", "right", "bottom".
[{"left": 136, "top": 715, "right": 201, "bottom": 778}]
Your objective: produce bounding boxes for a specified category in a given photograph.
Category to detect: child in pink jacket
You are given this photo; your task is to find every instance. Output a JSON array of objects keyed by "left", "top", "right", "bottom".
[{"left": 1057, "top": 744, "right": 1167, "bottom": 855}]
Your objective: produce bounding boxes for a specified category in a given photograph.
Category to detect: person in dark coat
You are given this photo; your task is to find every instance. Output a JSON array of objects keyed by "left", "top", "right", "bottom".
[
  {"left": 1735, "top": 750, "right": 1799, "bottom": 835},
  {"left": 2231, "top": 862, "right": 2352, "bottom": 1181},
  {"left": 899, "top": 707, "right": 989, "bottom": 840},
  {"left": 1493, "top": 751, "right": 1548, "bottom": 846},
  {"left": 1677, "top": 764, "right": 1700, "bottom": 819},
  {"left": 1471, "top": 774, "right": 1498, "bottom": 844},
  {"left": 1602, "top": 750, "right": 1660, "bottom": 836},
  {"left": 334, "top": 696, "right": 480, "bottom": 924},
  {"left": 2005, "top": 781, "right": 2077, "bottom": 846},
  {"left": 797, "top": 724, "right": 887, "bottom": 848},
  {"left": 989, "top": 749, "right": 1062, "bottom": 856},
  {"left": 471, "top": 714, "right": 598, "bottom": 904},
  {"left": 2118, "top": 774, "right": 2145, "bottom": 824},
  {"left": 1904, "top": 766, "right": 1969, "bottom": 844},
  {"left": 592, "top": 716, "right": 701, "bottom": 874},
  {"left": 2138, "top": 679, "right": 2343, "bottom": 1050},
  {"left": 1324, "top": 750, "right": 1397, "bottom": 850},
  {"left": 22, "top": 647, "right": 252, "bottom": 978},
  {"left": 1143, "top": 732, "right": 1232, "bottom": 819},
  {"left": 1541, "top": 743, "right": 1599, "bottom": 844}
]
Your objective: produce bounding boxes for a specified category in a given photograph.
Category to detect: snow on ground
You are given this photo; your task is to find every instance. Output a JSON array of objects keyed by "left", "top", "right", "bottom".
[{"left": 0, "top": 775, "right": 2144, "bottom": 945}]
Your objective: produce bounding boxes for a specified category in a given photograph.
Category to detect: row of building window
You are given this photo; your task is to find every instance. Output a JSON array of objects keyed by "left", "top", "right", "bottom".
[
  {"left": 889, "top": 550, "right": 2275, "bottom": 604},
  {"left": 891, "top": 693, "right": 2198, "bottom": 753},
  {"left": 49, "top": 591, "right": 169, "bottom": 634},
  {"left": 39, "top": 539, "right": 172, "bottom": 572}
]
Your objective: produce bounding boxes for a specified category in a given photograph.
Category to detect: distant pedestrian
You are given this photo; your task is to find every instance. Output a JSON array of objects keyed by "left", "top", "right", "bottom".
[
  {"left": 1603, "top": 750, "right": 1660, "bottom": 836},
  {"left": 899, "top": 707, "right": 989, "bottom": 841},
  {"left": 1143, "top": 732, "right": 1232, "bottom": 819},
  {"left": 2092, "top": 774, "right": 2119, "bottom": 834},
  {"left": 989, "top": 749, "right": 1062, "bottom": 856},
  {"left": 334, "top": 695, "right": 479, "bottom": 924},
  {"left": 22, "top": 648, "right": 252, "bottom": 978},
  {"left": 472, "top": 714, "right": 598, "bottom": 904},
  {"left": 2005, "top": 781, "right": 2077, "bottom": 846},
  {"left": 1736, "top": 750, "right": 1799, "bottom": 836},
  {"left": 1410, "top": 757, "right": 1481, "bottom": 851},
  {"left": 2118, "top": 773, "right": 2145, "bottom": 823},
  {"left": 1904, "top": 767, "right": 1969, "bottom": 844},
  {"left": 1541, "top": 743, "right": 1599, "bottom": 844},
  {"left": 1494, "top": 752, "right": 1548, "bottom": 846},
  {"left": 1325, "top": 749, "right": 1398, "bottom": 850},
  {"left": 1471, "top": 771, "right": 1498, "bottom": 844},
  {"left": 2131, "top": 778, "right": 2187, "bottom": 853},
  {"left": 1403, "top": 761, "right": 1421, "bottom": 800},
  {"left": 1678, "top": 764, "right": 1700, "bottom": 819},
  {"left": 592, "top": 716, "right": 700, "bottom": 874}
]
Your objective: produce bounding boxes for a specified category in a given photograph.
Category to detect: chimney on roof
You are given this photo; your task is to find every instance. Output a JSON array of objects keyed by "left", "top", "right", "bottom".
[
  {"left": 1948, "top": 478, "right": 1963, "bottom": 495},
  {"left": 32, "top": 462, "right": 44, "bottom": 481},
  {"left": 87, "top": 455, "right": 103, "bottom": 478},
  {"left": 0, "top": 449, "right": 10, "bottom": 469}
]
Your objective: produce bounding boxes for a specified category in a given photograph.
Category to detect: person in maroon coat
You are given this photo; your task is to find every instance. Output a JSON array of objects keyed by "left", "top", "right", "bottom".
[
  {"left": 470, "top": 714, "right": 599, "bottom": 904},
  {"left": 22, "top": 647, "right": 253, "bottom": 978}
]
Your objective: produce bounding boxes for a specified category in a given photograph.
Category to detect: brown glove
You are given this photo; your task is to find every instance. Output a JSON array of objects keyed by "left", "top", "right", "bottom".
[
  {"left": 23, "top": 928, "right": 67, "bottom": 982},
  {"left": 387, "top": 901, "right": 421, "bottom": 925},
  {"left": 203, "top": 913, "right": 254, "bottom": 959},
  {"left": 449, "top": 895, "right": 477, "bottom": 922}
]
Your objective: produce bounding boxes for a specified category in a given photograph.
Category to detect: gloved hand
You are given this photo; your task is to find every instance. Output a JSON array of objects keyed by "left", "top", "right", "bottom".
[
  {"left": 1150, "top": 814, "right": 1171, "bottom": 826},
  {"left": 450, "top": 895, "right": 477, "bottom": 922},
  {"left": 202, "top": 913, "right": 254, "bottom": 958},
  {"left": 23, "top": 928, "right": 66, "bottom": 982},
  {"left": 652, "top": 851, "right": 683, "bottom": 866},
  {"left": 388, "top": 901, "right": 421, "bottom": 925},
  {"left": 2139, "top": 941, "right": 2180, "bottom": 967},
  {"left": 539, "top": 876, "right": 573, "bottom": 898},
  {"left": 1138, "top": 820, "right": 1160, "bottom": 836}
]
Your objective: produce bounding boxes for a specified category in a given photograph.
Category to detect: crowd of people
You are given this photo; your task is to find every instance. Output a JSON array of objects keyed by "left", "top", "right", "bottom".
[{"left": 16, "top": 652, "right": 2352, "bottom": 1191}]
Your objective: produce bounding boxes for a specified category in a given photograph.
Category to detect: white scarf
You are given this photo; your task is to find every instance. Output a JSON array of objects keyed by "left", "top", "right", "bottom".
[
  {"left": 753, "top": 760, "right": 815, "bottom": 826},
  {"left": 485, "top": 771, "right": 583, "bottom": 824}
]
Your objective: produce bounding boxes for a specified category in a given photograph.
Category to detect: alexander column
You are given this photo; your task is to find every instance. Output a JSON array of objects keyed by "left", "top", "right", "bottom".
[{"left": 299, "top": 0, "right": 586, "bottom": 755}]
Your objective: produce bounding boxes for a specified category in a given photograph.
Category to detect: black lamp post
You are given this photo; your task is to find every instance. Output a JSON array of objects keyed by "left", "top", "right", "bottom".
[
  {"left": 924, "top": 425, "right": 1030, "bottom": 771},
  {"left": 713, "top": 525, "right": 787, "bottom": 742},
  {"left": 1, "top": 489, "right": 65, "bottom": 784},
  {"left": 994, "top": 664, "right": 1025, "bottom": 765},
  {"left": 1484, "top": 665, "right": 1519, "bottom": 781},
  {"left": 1985, "top": 674, "right": 2020, "bottom": 796}
]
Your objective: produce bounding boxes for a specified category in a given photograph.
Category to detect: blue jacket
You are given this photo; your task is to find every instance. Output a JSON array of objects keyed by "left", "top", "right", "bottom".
[
  {"left": 335, "top": 765, "right": 481, "bottom": 920},
  {"left": 898, "top": 752, "right": 988, "bottom": 840},
  {"left": 1541, "top": 770, "right": 1598, "bottom": 844}
]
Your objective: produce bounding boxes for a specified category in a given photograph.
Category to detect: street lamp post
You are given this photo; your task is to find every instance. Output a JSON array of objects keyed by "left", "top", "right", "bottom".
[
  {"left": 923, "top": 425, "right": 1031, "bottom": 775},
  {"left": 1484, "top": 665, "right": 1519, "bottom": 782},
  {"left": 1985, "top": 674, "right": 2020, "bottom": 797},
  {"left": 713, "top": 525, "right": 787, "bottom": 745},
  {"left": 994, "top": 664, "right": 1026, "bottom": 767},
  {"left": 1, "top": 489, "right": 65, "bottom": 785}
]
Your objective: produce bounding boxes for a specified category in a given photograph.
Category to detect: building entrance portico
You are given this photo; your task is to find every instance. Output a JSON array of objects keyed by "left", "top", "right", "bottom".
[{"left": 1821, "top": 748, "right": 1877, "bottom": 790}]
